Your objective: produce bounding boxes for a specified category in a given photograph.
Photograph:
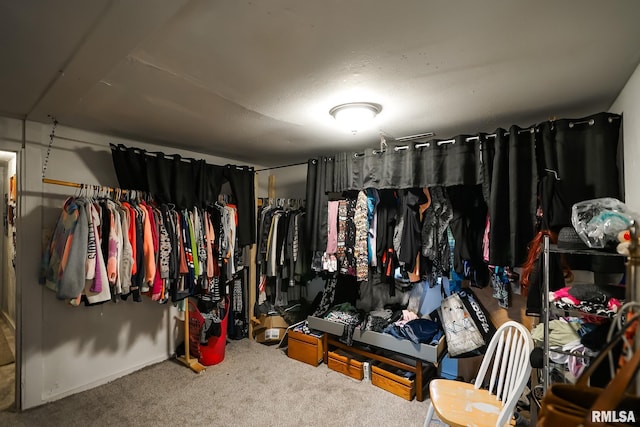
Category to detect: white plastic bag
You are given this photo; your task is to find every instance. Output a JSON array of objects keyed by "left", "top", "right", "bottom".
[{"left": 571, "top": 198, "right": 635, "bottom": 248}]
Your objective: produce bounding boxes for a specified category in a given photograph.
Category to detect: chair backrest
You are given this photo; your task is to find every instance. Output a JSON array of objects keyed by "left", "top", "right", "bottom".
[{"left": 473, "top": 320, "right": 534, "bottom": 427}]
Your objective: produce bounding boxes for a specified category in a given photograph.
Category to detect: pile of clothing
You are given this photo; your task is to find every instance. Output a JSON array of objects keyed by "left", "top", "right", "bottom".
[
  {"left": 532, "top": 317, "right": 604, "bottom": 382},
  {"left": 326, "top": 303, "right": 443, "bottom": 346},
  {"left": 550, "top": 284, "right": 623, "bottom": 317}
]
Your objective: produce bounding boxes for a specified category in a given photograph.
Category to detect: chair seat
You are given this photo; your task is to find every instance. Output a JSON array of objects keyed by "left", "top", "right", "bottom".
[{"left": 429, "top": 379, "right": 514, "bottom": 427}]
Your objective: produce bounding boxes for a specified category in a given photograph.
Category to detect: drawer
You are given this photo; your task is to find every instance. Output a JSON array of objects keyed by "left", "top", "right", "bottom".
[
  {"left": 288, "top": 330, "right": 323, "bottom": 366},
  {"left": 328, "top": 349, "right": 366, "bottom": 381},
  {"left": 307, "top": 316, "right": 446, "bottom": 363},
  {"left": 371, "top": 363, "right": 415, "bottom": 401}
]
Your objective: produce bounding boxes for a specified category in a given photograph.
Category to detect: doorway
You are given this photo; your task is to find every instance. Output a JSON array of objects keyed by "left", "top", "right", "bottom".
[{"left": 0, "top": 150, "right": 17, "bottom": 411}]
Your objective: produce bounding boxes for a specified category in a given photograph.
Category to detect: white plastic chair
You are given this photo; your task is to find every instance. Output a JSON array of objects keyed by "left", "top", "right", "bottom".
[{"left": 424, "top": 320, "right": 533, "bottom": 427}]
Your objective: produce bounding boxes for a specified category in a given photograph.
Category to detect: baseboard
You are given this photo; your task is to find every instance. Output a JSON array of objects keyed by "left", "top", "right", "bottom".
[{"left": 40, "top": 354, "right": 170, "bottom": 404}]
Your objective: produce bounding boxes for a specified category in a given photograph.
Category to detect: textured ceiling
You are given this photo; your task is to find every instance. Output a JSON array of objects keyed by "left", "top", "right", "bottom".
[{"left": 2, "top": 0, "right": 640, "bottom": 166}]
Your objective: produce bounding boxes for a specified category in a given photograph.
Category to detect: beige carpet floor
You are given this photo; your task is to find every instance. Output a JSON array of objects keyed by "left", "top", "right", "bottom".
[
  {"left": 0, "top": 285, "right": 530, "bottom": 426},
  {"left": 0, "top": 326, "right": 14, "bottom": 367},
  {"left": 0, "top": 338, "right": 445, "bottom": 427},
  {"left": 0, "top": 316, "right": 15, "bottom": 412}
]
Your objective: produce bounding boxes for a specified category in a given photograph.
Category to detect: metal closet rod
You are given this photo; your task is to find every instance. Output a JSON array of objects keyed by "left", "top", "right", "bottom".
[{"left": 255, "top": 161, "right": 308, "bottom": 172}]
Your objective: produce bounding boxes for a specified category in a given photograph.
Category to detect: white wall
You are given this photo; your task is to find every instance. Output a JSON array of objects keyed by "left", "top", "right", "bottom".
[
  {"left": 256, "top": 163, "right": 308, "bottom": 200},
  {"left": 0, "top": 165, "right": 5, "bottom": 322},
  {"left": 0, "top": 118, "right": 22, "bottom": 338},
  {"left": 610, "top": 61, "right": 640, "bottom": 212},
  {"left": 0, "top": 116, "right": 261, "bottom": 410}
]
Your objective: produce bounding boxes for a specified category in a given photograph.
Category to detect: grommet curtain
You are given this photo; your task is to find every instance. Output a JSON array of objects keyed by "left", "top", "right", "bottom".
[
  {"left": 110, "top": 144, "right": 256, "bottom": 246},
  {"left": 305, "top": 111, "right": 622, "bottom": 266}
]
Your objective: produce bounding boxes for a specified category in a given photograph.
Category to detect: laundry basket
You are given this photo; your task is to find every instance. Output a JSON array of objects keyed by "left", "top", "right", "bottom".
[{"left": 199, "top": 296, "right": 229, "bottom": 366}]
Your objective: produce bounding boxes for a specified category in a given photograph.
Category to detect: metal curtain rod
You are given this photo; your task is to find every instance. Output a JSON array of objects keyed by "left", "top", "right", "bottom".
[
  {"left": 110, "top": 143, "right": 254, "bottom": 171},
  {"left": 255, "top": 161, "right": 308, "bottom": 172},
  {"left": 354, "top": 126, "right": 536, "bottom": 156}
]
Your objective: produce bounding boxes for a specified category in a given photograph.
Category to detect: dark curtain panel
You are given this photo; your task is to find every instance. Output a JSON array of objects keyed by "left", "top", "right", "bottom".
[
  {"left": 381, "top": 145, "right": 416, "bottom": 189},
  {"left": 202, "top": 164, "right": 225, "bottom": 206},
  {"left": 508, "top": 125, "right": 538, "bottom": 266},
  {"left": 362, "top": 149, "right": 383, "bottom": 189},
  {"left": 538, "top": 111, "right": 622, "bottom": 227},
  {"left": 333, "top": 152, "right": 360, "bottom": 191},
  {"left": 442, "top": 135, "right": 479, "bottom": 186},
  {"left": 488, "top": 128, "right": 510, "bottom": 265},
  {"left": 191, "top": 159, "right": 206, "bottom": 207},
  {"left": 305, "top": 158, "right": 320, "bottom": 250},
  {"left": 415, "top": 142, "right": 436, "bottom": 186},
  {"left": 224, "top": 165, "right": 256, "bottom": 247},
  {"left": 478, "top": 133, "right": 494, "bottom": 203},
  {"left": 329, "top": 136, "right": 483, "bottom": 193},
  {"left": 143, "top": 155, "right": 224, "bottom": 208},
  {"left": 110, "top": 144, "right": 148, "bottom": 191},
  {"left": 488, "top": 126, "right": 538, "bottom": 266},
  {"left": 111, "top": 144, "right": 256, "bottom": 245},
  {"left": 309, "top": 113, "right": 620, "bottom": 199},
  {"left": 305, "top": 157, "right": 333, "bottom": 252},
  {"left": 171, "top": 155, "right": 195, "bottom": 209},
  {"left": 145, "top": 152, "right": 173, "bottom": 205}
]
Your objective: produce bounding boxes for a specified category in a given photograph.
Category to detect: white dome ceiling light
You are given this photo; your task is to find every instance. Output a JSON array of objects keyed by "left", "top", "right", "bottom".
[{"left": 329, "top": 102, "right": 382, "bottom": 133}]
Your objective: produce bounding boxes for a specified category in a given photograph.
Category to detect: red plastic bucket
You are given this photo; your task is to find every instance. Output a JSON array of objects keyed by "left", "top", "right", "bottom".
[{"left": 199, "top": 297, "right": 229, "bottom": 366}]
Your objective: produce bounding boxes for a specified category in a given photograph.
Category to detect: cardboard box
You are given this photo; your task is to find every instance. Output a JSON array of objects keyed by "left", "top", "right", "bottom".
[
  {"left": 288, "top": 329, "right": 324, "bottom": 366},
  {"left": 371, "top": 363, "right": 416, "bottom": 401},
  {"left": 252, "top": 315, "right": 289, "bottom": 344}
]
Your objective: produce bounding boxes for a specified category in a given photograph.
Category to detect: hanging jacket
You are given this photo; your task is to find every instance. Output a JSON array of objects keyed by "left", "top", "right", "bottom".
[
  {"left": 85, "top": 200, "right": 97, "bottom": 283},
  {"left": 204, "top": 212, "right": 215, "bottom": 280},
  {"left": 40, "top": 197, "right": 80, "bottom": 292},
  {"left": 57, "top": 201, "right": 89, "bottom": 299},
  {"left": 140, "top": 203, "right": 156, "bottom": 288},
  {"left": 88, "top": 202, "right": 104, "bottom": 293},
  {"left": 119, "top": 206, "right": 133, "bottom": 296},
  {"left": 121, "top": 202, "right": 137, "bottom": 276},
  {"left": 354, "top": 190, "right": 369, "bottom": 281},
  {"left": 85, "top": 202, "right": 112, "bottom": 305},
  {"left": 111, "top": 206, "right": 123, "bottom": 295},
  {"left": 105, "top": 203, "right": 119, "bottom": 287}
]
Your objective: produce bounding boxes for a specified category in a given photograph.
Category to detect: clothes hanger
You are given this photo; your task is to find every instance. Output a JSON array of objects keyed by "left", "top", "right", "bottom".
[{"left": 544, "top": 168, "right": 561, "bottom": 180}]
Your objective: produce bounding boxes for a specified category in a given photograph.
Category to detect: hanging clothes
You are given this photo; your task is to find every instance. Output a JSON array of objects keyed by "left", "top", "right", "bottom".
[
  {"left": 255, "top": 198, "right": 307, "bottom": 307},
  {"left": 40, "top": 190, "right": 245, "bottom": 309},
  {"left": 354, "top": 191, "right": 369, "bottom": 281},
  {"left": 447, "top": 185, "right": 489, "bottom": 288},
  {"left": 421, "top": 186, "right": 453, "bottom": 281},
  {"left": 396, "top": 188, "right": 427, "bottom": 273}
]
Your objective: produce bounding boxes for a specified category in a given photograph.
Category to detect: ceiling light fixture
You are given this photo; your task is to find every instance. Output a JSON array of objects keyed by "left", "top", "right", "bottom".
[{"left": 329, "top": 102, "right": 382, "bottom": 133}]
